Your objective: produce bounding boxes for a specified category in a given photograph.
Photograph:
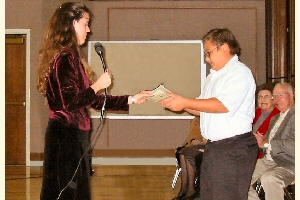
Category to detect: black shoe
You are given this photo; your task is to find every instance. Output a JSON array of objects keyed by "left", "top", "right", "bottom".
[
  {"left": 90, "top": 168, "right": 95, "bottom": 176},
  {"left": 172, "top": 194, "right": 185, "bottom": 200},
  {"left": 182, "top": 191, "right": 199, "bottom": 200}
]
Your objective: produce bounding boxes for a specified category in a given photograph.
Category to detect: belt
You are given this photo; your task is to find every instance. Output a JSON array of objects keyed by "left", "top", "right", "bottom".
[{"left": 207, "top": 131, "right": 252, "bottom": 143}]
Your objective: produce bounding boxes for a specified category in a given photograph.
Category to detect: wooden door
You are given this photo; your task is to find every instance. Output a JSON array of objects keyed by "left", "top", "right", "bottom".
[{"left": 5, "top": 35, "right": 27, "bottom": 165}]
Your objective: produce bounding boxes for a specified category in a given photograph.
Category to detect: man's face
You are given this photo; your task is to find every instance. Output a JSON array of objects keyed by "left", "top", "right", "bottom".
[
  {"left": 203, "top": 40, "right": 234, "bottom": 71},
  {"left": 272, "top": 85, "right": 294, "bottom": 112},
  {"left": 204, "top": 40, "right": 223, "bottom": 71}
]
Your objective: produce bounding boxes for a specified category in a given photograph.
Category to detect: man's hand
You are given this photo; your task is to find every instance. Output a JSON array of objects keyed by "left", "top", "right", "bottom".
[
  {"left": 254, "top": 131, "right": 268, "bottom": 148},
  {"left": 159, "top": 93, "right": 186, "bottom": 111}
]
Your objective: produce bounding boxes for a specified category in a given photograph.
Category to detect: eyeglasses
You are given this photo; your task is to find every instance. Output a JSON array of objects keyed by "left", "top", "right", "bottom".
[
  {"left": 272, "top": 93, "right": 291, "bottom": 99},
  {"left": 257, "top": 94, "right": 273, "bottom": 99},
  {"left": 204, "top": 45, "right": 222, "bottom": 58}
]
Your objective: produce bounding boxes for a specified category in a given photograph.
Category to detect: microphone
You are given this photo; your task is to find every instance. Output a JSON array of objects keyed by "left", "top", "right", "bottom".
[
  {"left": 94, "top": 42, "right": 107, "bottom": 72},
  {"left": 94, "top": 42, "right": 104, "bottom": 57}
]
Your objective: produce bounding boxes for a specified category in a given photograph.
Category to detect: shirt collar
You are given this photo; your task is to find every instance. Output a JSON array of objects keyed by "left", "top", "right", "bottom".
[
  {"left": 280, "top": 108, "right": 290, "bottom": 116},
  {"left": 209, "top": 54, "right": 238, "bottom": 74}
]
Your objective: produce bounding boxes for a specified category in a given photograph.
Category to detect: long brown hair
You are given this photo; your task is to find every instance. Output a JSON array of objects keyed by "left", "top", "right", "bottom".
[{"left": 37, "top": 2, "right": 95, "bottom": 95}]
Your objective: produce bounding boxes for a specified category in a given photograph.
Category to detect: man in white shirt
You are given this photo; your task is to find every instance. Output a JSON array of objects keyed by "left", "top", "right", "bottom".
[
  {"left": 248, "top": 83, "right": 295, "bottom": 200},
  {"left": 160, "top": 28, "right": 257, "bottom": 200}
]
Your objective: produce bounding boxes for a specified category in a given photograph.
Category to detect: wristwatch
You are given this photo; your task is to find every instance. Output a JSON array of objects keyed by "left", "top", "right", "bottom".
[
  {"left": 131, "top": 95, "right": 136, "bottom": 104},
  {"left": 263, "top": 142, "right": 269, "bottom": 148}
]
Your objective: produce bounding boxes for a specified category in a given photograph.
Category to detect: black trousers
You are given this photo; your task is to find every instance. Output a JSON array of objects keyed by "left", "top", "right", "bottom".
[
  {"left": 198, "top": 132, "right": 258, "bottom": 200},
  {"left": 40, "top": 119, "right": 91, "bottom": 200}
]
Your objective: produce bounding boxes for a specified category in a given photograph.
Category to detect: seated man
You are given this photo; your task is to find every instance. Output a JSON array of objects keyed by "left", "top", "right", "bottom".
[
  {"left": 248, "top": 83, "right": 295, "bottom": 200},
  {"left": 172, "top": 116, "right": 206, "bottom": 200}
]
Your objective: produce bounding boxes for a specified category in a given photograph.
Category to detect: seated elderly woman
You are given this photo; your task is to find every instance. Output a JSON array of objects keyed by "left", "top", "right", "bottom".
[
  {"left": 249, "top": 82, "right": 295, "bottom": 200},
  {"left": 253, "top": 82, "right": 280, "bottom": 158},
  {"left": 172, "top": 116, "right": 206, "bottom": 200}
]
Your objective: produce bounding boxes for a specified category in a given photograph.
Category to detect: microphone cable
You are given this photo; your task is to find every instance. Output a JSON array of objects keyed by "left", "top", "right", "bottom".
[
  {"left": 57, "top": 115, "right": 106, "bottom": 199},
  {"left": 91, "top": 42, "right": 108, "bottom": 149},
  {"left": 56, "top": 143, "right": 91, "bottom": 199},
  {"left": 90, "top": 44, "right": 108, "bottom": 151},
  {"left": 56, "top": 44, "right": 108, "bottom": 199}
]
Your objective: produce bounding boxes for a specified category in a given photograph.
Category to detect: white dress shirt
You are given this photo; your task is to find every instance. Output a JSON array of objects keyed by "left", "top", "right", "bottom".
[{"left": 200, "top": 55, "right": 256, "bottom": 141}]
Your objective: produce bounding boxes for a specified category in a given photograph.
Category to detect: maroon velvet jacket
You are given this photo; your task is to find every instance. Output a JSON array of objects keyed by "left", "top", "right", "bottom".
[{"left": 47, "top": 47, "right": 129, "bottom": 131}]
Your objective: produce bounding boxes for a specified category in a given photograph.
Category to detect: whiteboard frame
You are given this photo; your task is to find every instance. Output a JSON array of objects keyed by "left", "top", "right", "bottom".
[{"left": 88, "top": 40, "right": 206, "bottom": 119}]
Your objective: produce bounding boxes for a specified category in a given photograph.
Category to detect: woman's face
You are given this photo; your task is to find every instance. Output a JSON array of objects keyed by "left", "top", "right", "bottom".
[
  {"left": 257, "top": 89, "right": 275, "bottom": 112},
  {"left": 73, "top": 12, "right": 90, "bottom": 45}
]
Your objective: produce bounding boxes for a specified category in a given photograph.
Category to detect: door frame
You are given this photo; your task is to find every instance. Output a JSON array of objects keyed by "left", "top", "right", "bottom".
[{"left": 5, "top": 29, "right": 31, "bottom": 166}]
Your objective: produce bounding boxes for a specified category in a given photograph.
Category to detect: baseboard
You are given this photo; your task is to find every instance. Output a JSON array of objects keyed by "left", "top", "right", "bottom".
[
  {"left": 30, "top": 149, "right": 176, "bottom": 161},
  {"left": 30, "top": 157, "right": 176, "bottom": 166},
  {"left": 92, "top": 149, "right": 175, "bottom": 157},
  {"left": 30, "top": 149, "right": 177, "bottom": 166}
]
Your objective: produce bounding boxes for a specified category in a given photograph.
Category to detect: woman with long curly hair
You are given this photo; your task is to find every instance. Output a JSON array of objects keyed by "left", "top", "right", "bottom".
[{"left": 38, "top": 2, "right": 149, "bottom": 199}]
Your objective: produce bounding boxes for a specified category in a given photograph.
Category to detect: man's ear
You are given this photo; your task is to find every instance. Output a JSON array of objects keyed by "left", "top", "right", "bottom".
[{"left": 221, "top": 43, "right": 230, "bottom": 52}]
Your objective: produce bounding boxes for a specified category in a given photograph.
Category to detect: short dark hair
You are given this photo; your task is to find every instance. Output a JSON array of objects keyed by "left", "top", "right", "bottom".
[
  {"left": 256, "top": 82, "right": 277, "bottom": 94},
  {"left": 202, "top": 28, "right": 241, "bottom": 56}
]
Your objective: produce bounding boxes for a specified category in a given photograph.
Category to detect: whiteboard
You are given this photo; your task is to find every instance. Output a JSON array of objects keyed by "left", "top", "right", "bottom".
[{"left": 88, "top": 40, "right": 206, "bottom": 118}]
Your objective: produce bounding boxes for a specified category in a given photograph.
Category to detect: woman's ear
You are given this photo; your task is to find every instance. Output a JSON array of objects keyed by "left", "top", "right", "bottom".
[{"left": 73, "top": 19, "right": 79, "bottom": 27}]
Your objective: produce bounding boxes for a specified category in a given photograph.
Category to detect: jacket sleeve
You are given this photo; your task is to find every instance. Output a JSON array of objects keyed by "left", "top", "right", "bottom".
[{"left": 90, "top": 94, "right": 129, "bottom": 112}]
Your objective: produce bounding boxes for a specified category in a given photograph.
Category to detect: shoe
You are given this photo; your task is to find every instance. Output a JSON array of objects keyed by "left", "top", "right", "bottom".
[
  {"left": 90, "top": 168, "right": 95, "bottom": 176},
  {"left": 172, "top": 194, "right": 185, "bottom": 200},
  {"left": 181, "top": 191, "right": 199, "bottom": 200}
]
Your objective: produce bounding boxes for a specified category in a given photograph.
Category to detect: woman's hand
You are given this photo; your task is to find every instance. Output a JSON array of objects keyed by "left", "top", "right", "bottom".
[
  {"left": 129, "top": 90, "right": 152, "bottom": 104},
  {"left": 91, "top": 71, "right": 112, "bottom": 93}
]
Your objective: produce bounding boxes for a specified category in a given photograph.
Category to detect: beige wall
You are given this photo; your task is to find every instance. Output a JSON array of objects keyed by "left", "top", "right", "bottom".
[{"left": 5, "top": 0, "right": 265, "bottom": 159}]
